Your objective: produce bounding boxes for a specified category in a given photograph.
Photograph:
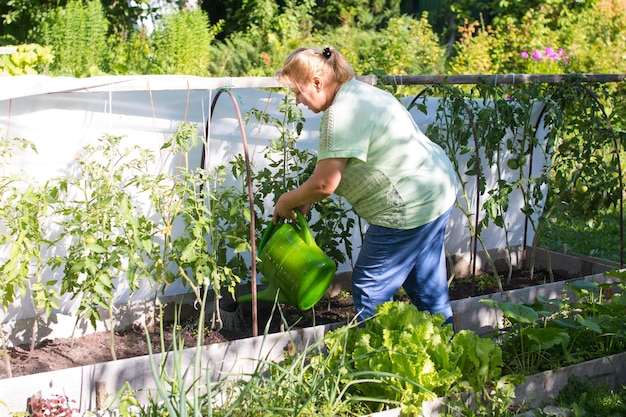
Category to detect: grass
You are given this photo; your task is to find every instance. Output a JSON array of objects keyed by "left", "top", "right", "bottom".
[
  {"left": 539, "top": 205, "right": 622, "bottom": 264},
  {"left": 552, "top": 376, "right": 626, "bottom": 417}
]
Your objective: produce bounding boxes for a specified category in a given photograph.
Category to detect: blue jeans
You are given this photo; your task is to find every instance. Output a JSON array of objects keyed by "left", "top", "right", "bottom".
[{"left": 351, "top": 206, "right": 454, "bottom": 327}]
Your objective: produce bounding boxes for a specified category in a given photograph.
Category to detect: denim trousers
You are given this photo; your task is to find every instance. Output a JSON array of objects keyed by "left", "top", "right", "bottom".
[{"left": 351, "top": 205, "right": 454, "bottom": 327}]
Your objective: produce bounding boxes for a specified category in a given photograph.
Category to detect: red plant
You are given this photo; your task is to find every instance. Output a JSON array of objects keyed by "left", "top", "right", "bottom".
[{"left": 29, "top": 394, "right": 78, "bottom": 417}]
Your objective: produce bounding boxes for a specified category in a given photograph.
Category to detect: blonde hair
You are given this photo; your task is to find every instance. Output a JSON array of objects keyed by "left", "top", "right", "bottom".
[{"left": 275, "top": 46, "right": 355, "bottom": 88}]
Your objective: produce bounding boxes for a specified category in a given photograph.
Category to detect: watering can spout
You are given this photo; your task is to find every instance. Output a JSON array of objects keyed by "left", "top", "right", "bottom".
[{"left": 238, "top": 210, "right": 336, "bottom": 311}]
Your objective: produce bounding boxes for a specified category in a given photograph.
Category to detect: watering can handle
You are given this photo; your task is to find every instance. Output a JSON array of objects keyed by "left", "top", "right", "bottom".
[
  {"left": 295, "top": 209, "right": 316, "bottom": 247},
  {"left": 258, "top": 209, "right": 315, "bottom": 254},
  {"left": 258, "top": 218, "right": 275, "bottom": 254}
]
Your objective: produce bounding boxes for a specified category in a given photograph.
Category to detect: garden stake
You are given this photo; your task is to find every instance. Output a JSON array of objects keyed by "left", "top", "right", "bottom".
[{"left": 203, "top": 87, "right": 259, "bottom": 336}]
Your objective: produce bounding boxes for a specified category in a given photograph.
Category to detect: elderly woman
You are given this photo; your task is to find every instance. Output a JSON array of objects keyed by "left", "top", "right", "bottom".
[{"left": 272, "top": 46, "right": 459, "bottom": 327}]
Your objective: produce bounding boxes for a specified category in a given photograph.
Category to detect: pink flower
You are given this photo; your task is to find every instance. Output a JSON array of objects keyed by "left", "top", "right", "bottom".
[
  {"left": 523, "top": 46, "right": 568, "bottom": 64},
  {"left": 544, "top": 47, "right": 561, "bottom": 61}
]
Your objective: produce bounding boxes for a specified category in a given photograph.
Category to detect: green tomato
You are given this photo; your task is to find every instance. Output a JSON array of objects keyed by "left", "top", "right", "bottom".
[
  {"left": 576, "top": 182, "right": 589, "bottom": 194},
  {"left": 507, "top": 159, "right": 519, "bottom": 170}
]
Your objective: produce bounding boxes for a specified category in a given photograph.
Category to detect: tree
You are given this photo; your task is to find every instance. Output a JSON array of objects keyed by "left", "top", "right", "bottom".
[
  {"left": 0, "top": 0, "right": 146, "bottom": 44},
  {"left": 313, "top": 0, "right": 401, "bottom": 30}
]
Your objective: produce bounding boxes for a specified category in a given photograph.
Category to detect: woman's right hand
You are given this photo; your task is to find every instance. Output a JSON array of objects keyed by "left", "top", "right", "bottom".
[{"left": 273, "top": 195, "right": 298, "bottom": 223}]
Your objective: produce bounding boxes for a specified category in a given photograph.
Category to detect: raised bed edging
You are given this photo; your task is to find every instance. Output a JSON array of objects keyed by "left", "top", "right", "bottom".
[
  {"left": 0, "top": 323, "right": 341, "bottom": 416},
  {"left": 452, "top": 270, "right": 620, "bottom": 335}
]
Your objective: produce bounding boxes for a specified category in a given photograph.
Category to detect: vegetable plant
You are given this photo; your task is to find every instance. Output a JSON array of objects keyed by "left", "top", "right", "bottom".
[
  {"left": 319, "top": 301, "right": 519, "bottom": 416},
  {"left": 156, "top": 123, "right": 246, "bottom": 331},
  {"left": 481, "top": 272, "right": 626, "bottom": 376},
  {"left": 0, "top": 136, "right": 58, "bottom": 377},
  {"left": 48, "top": 134, "right": 159, "bottom": 359},
  {"left": 247, "top": 93, "right": 355, "bottom": 268}
]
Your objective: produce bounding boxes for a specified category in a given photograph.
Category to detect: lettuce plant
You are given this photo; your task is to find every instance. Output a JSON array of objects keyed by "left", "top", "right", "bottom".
[{"left": 319, "top": 301, "right": 513, "bottom": 415}]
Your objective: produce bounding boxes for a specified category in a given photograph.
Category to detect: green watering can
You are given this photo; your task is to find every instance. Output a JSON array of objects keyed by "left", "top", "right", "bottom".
[{"left": 239, "top": 210, "right": 336, "bottom": 311}]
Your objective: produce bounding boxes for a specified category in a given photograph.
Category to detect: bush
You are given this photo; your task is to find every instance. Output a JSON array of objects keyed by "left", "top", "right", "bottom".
[
  {"left": 370, "top": 14, "right": 445, "bottom": 75},
  {"left": 104, "top": 28, "right": 153, "bottom": 75},
  {"left": 559, "top": 0, "right": 626, "bottom": 73},
  {"left": 448, "top": 1, "right": 626, "bottom": 75},
  {"left": 0, "top": 43, "right": 53, "bottom": 75},
  {"left": 150, "top": 8, "right": 220, "bottom": 76},
  {"left": 37, "top": 0, "right": 108, "bottom": 77}
]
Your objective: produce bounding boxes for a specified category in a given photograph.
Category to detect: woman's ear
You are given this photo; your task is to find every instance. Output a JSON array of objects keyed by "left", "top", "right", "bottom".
[{"left": 312, "top": 76, "right": 322, "bottom": 92}]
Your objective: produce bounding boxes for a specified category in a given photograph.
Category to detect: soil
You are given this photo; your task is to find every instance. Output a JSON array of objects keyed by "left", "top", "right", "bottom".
[{"left": 0, "top": 269, "right": 571, "bottom": 380}]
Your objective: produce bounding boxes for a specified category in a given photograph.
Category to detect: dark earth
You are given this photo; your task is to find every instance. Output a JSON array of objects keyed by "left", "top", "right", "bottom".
[{"left": 1, "top": 269, "right": 571, "bottom": 380}]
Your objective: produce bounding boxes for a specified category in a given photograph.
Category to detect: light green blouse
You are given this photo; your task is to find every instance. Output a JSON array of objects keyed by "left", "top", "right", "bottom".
[{"left": 317, "top": 79, "right": 459, "bottom": 229}]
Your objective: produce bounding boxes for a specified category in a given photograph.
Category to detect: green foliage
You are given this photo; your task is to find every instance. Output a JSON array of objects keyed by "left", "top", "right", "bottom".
[
  {"left": 447, "top": 0, "right": 626, "bottom": 75},
  {"left": 405, "top": 77, "right": 626, "bottom": 279},
  {"left": 0, "top": 136, "right": 56, "bottom": 316},
  {"left": 208, "top": 0, "right": 314, "bottom": 77},
  {"left": 264, "top": 0, "right": 315, "bottom": 63},
  {"left": 489, "top": 0, "right": 596, "bottom": 26},
  {"left": 157, "top": 123, "right": 244, "bottom": 310},
  {"left": 246, "top": 94, "right": 354, "bottom": 268},
  {"left": 558, "top": 0, "right": 626, "bottom": 74},
  {"left": 415, "top": 82, "right": 559, "bottom": 285},
  {"left": 544, "top": 80, "right": 624, "bottom": 217},
  {"left": 49, "top": 135, "right": 158, "bottom": 332},
  {"left": 0, "top": 43, "right": 53, "bottom": 75},
  {"left": 320, "top": 301, "right": 514, "bottom": 415},
  {"left": 447, "top": 19, "right": 501, "bottom": 74},
  {"left": 104, "top": 28, "right": 152, "bottom": 75},
  {"left": 150, "top": 9, "right": 221, "bottom": 76},
  {"left": 481, "top": 274, "right": 626, "bottom": 376},
  {"left": 37, "top": 0, "right": 109, "bottom": 76},
  {"left": 0, "top": 125, "right": 250, "bottom": 345},
  {"left": 369, "top": 14, "right": 445, "bottom": 75},
  {"left": 143, "top": 304, "right": 209, "bottom": 417},
  {"left": 313, "top": 0, "right": 402, "bottom": 30},
  {"left": 0, "top": 135, "right": 56, "bottom": 376},
  {"left": 0, "top": 0, "right": 50, "bottom": 44},
  {"left": 309, "top": 13, "right": 444, "bottom": 78},
  {"left": 137, "top": 303, "right": 377, "bottom": 416},
  {"left": 0, "top": 184, "right": 58, "bottom": 316},
  {"left": 1, "top": 0, "right": 146, "bottom": 45},
  {"left": 5, "top": 0, "right": 624, "bottom": 78},
  {"left": 554, "top": 376, "right": 626, "bottom": 417},
  {"left": 540, "top": 207, "right": 621, "bottom": 263},
  {"left": 310, "top": 26, "right": 378, "bottom": 75},
  {"left": 448, "top": 5, "right": 568, "bottom": 75},
  {"left": 208, "top": 32, "right": 272, "bottom": 77},
  {"left": 3, "top": 0, "right": 626, "bottom": 78},
  {"left": 212, "top": 156, "right": 254, "bottom": 290}
]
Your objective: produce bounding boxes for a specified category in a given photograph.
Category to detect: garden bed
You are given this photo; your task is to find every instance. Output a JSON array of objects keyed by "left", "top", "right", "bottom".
[
  {"left": 0, "top": 249, "right": 621, "bottom": 416},
  {"left": 2, "top": 248, "right": 611, "bottom": 380}
]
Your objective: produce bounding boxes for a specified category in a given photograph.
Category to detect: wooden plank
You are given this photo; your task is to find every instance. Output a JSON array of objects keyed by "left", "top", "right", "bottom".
[{"left": 377, "top": 73, "right": 626, "bottom": 85}]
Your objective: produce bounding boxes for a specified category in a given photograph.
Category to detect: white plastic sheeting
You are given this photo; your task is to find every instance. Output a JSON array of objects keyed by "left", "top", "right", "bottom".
[{"left": 0, "top": 74, "right": 549, "bottom": 325}]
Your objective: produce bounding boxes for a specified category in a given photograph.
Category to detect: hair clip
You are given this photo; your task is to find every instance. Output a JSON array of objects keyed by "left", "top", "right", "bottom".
[{"left": 322, "top": 46, "right": 331, "bottom": 59}]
